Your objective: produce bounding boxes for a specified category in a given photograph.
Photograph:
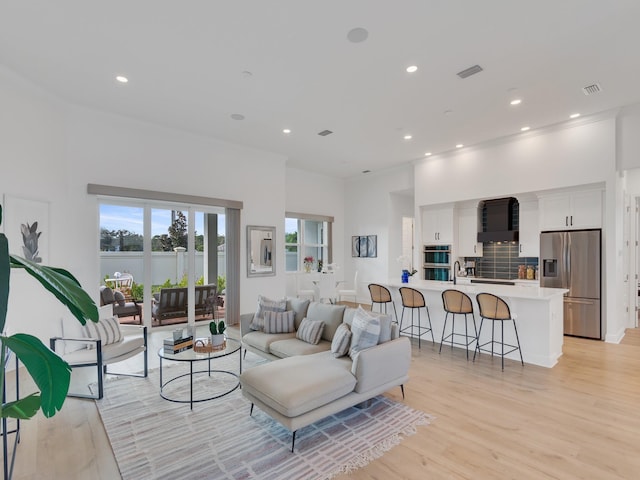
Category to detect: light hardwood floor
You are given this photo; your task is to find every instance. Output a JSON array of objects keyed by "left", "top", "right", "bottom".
[{"left": 6, "top": 323, "right": 640, "bottom": 479}]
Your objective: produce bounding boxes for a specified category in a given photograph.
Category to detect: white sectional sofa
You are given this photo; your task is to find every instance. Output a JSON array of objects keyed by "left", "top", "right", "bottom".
[{"left": 239, "top": 298, "right": 412, "bottom": 451}]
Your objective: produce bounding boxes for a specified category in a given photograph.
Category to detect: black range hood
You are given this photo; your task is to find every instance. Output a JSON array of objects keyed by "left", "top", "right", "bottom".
[{"left": 477, "top": 197, "right": 519, "bottom": 243}]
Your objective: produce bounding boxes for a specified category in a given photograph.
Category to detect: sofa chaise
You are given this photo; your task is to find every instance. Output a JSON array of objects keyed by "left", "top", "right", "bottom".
[{"left": 239, "top": 298, "right": 411, "bottom": 451}]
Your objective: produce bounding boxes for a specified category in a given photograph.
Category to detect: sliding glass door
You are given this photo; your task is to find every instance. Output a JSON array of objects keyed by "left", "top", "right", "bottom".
[{"left": 99, "top": 201, "right": 226, "bottom": 328}]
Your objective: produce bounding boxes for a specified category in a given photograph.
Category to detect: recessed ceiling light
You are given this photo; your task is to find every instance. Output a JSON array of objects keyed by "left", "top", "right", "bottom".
[
  {"left": 570, "top": 113, "right": 581, "bottom": 119},
  {"left": 347, "top": 27, "right": 369, "bottom": 43},
  {"left": 115, "top": 75, "right": 128, "bottom": 83},
  {"left": 283, "top": 129, "right": 291, "bottom": 134},
  {"left": 424, "top": 152, "right": 432, "bottom": 157},
  {"left": 456, "top": 144, "right": 464, "bottom": 148},
  {"left": 230, "top": 113, "right": 245, "bottom": 121},
  {"left": 406, "top": 65, "right": 418, "bottom": 73},
  {"left": 404, "top": 135, "right": 412, "bottom": 140},
  {"left": 521, "top": 126, "right": 530, "bottom": 132},
  {"left": 510, "top": 99, "right": 522, "bottom": 105}
]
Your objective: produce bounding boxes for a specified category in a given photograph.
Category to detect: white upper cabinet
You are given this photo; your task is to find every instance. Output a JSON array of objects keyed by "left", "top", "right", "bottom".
[
  {"left": 457, "top": 207, "right": 483, "bottom": 257},
  {"left": 539, "top": 189, "right": 602, "bottom": 231},
  {"left": 518, "top": 200, "right": 539, "bottom": 257},
  {"left": 422, "top": 205, "right": 454, "bottom": 245}
]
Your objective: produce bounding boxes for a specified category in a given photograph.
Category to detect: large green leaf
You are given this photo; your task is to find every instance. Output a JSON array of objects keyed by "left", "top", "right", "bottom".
[
  {"left": 0, "top": 233, "right": 9, "bottom": 333},
  {"left": 3, "top": 333, "right": 71, "bottom": 417},
  {"left": 2, "top": 393, "right": 41, "bottom": 419},
  {"left": 9, "top": 255, "right": 98, "bottom": 325}
]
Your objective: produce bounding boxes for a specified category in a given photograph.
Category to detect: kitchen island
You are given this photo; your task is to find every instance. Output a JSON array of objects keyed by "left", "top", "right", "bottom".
[{"left": 384, "top": 279, "right": 569, "bottom": 368}]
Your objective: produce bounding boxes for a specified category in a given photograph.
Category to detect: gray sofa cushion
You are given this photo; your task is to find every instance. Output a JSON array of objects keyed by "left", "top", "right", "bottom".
[
  {"left": 243, "top": 330, "right": 297, "bottom": 354},
  {"left": 306, "top": 302, "right": 346, "bottom": 342},
  {"left": 286, "top": 297, "right": 311, "bottom": 329},
  {"left": 240, "top": 351, "right": 356, "bottom": 417},
  {"left": 269, "top": 338, "right": 331, "bottom": 358}
]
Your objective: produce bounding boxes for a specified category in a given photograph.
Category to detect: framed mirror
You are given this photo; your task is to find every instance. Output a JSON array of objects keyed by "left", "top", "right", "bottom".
[{"left": 247, "top": 225, "right": 276, "bottom": 277}]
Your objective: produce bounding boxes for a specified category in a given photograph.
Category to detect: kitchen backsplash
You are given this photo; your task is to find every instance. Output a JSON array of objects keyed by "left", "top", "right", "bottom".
[{"left": 466, "top": 242, "right": 538, "bottom": 280}]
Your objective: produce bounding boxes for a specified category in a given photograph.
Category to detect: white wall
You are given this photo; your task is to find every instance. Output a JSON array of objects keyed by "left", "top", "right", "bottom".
[
  {"left": 618, "top": 105, "right": 640, "bottom": 170},
  {"left": 343, "top": 166, "right": 413, "bottom": 303},
  {"left": 0, "top": 66, "right": 298, "bottom": 343},
  {"left": 285, "top": 167, "right": 345, "bottom": 295}
]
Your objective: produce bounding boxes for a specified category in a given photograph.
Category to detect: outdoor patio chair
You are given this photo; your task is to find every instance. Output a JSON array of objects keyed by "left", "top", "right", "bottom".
[{"left": 99, "top": 285, "right": 141, "bottom": 323}]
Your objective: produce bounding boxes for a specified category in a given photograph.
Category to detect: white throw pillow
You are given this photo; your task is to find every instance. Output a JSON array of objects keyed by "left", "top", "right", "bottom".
[
  {"left": 250, "top": 295, "right": 287, "bottom": 331},
  {"left": 296, "top": 318, "right": 325, "bottom": 345},
  {"left": 263, "top": 310, "right": 296, "bottom": 334},
  {"left": 331, "top": 323, "right": 352, "bottom": 358},
  {"left": 349, "top": 306, "right": 381, "bottom": 359},
  {"left": 84, "top": 315, "right": 123, "bottom": 348}
]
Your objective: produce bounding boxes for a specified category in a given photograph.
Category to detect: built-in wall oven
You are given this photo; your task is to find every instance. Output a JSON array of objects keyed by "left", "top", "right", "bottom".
[{"left": 423, "top": 245, "right": 451, "bottom": 281}]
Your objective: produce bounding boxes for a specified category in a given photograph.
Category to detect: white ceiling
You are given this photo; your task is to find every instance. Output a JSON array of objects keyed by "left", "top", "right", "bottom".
[{"left": 2, "top": 1, "right": 640, "bottom": 178}]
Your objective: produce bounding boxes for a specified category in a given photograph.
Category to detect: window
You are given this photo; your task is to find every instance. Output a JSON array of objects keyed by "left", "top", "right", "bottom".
[{"left": 285, "top": 213, "right": 333, "bottom": 272}]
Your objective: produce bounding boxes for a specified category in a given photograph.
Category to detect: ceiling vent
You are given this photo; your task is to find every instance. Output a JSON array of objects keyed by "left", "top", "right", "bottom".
[
  {"left": 457, "top": 64, "right": 483, "bottom": 79},
  {"left": 318, "top": 130, "right": 333, "bottom": 136},
  {"left": 582, "top": 83, "right": 602, "bottom": 95}
]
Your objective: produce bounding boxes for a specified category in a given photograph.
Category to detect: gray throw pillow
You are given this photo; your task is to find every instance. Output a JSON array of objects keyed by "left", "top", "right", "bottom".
[
  {"left": 113, "top": 290, "right": 126, "bottom": 307},
  {"left": 250, "top": 295, "right": 287, "bottom": 331},
  {"left": 296, "top": 318, "right": 325, "bottom": 345},
  {"left": 331, "top": 323, "right": 352, "bottom": 357},
  {"left": 348, "top": 306, "right": 381, "bottom": 359},
  {"left": 263, "top": 310, "right": 296, "bottom": 334}
]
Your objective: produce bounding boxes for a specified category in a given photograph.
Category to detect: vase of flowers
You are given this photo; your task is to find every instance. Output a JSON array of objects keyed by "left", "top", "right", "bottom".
[{"left": 303, "top": 256, "right": 314, "bottom": 273}]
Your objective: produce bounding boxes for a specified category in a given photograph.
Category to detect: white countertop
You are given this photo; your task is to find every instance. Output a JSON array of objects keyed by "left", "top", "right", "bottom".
[{"left": 387, "top": 279, "right": 568, "bottom": 300}]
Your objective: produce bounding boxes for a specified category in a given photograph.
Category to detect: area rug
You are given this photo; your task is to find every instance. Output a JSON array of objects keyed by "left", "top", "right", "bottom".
[{"left": 95, "top": 356, "right": 431, "bottom": 480}]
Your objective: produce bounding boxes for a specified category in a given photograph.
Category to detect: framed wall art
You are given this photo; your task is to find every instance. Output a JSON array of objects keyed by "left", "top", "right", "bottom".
[
  {"left": 2, "top": 195, "right": 50, "bottom": 264},
  {"left": 351, "top": 234, "right": 377, "bottom": 258}
]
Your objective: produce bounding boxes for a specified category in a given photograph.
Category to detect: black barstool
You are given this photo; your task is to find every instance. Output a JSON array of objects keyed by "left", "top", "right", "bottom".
[
  {"left": 474, "top": 292, "right": 524, "bottom": 370},
  {"left": 368, "top": 284, "right": 398, "bottom": 322},
  {"left": 398, "top": 287, "right": 434, "bottom": 348},
  {"left": 440, "top": 289, "right": 478, "bottom": 360}
]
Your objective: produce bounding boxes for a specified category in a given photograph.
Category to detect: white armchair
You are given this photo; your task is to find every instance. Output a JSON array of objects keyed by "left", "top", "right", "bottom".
[{"left": 50, "top": 319, "right": 148, "bottom": 400}]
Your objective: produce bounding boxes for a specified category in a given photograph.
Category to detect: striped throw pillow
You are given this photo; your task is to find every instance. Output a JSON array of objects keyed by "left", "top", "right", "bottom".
[
  {"left": 348, "top": 306, "right": 381, "bottom": 359},
  {"left": 84, "top": 315, "right": 123, "bottom": 348},
  {"left": 331, "top": 323, "right": 352, "bottom": 357},
  {"left": 250, "top": 295, "right": 287, "bottom": 331},
  {"left": 296, "top": 318, "right": 325, "bottom": 345},
  {"left": 263, "top": 310, "right": 296, "bottom": 334}
]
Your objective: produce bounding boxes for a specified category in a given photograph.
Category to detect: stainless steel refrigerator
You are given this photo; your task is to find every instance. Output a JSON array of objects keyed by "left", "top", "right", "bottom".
[{"left": 540, "top": 229, "right": 601, "bottom": 339}]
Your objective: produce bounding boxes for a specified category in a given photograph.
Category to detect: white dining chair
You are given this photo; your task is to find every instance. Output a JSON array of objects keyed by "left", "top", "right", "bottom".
[{"left": 337, "top": 271, "right": 358, "bottom": 303}]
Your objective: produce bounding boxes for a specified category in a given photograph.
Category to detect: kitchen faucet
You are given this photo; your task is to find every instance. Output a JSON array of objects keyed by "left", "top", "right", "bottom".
[{"left": 453, "top": 260, "right": 461, "bottom": 285}]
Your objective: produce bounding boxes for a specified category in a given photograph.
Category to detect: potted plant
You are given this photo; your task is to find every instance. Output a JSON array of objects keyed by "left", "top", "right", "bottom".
[
  {"left": 0, "top": 204, "right": 98, "bottom": 422},
  {"left": 209, "top": 319, "right": 226, "bottom": 347}
]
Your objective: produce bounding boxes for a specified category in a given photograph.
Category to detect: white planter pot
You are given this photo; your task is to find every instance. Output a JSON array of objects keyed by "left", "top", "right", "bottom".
[{"left": 211, "top": 334, "right": 225, "bottom": 347}]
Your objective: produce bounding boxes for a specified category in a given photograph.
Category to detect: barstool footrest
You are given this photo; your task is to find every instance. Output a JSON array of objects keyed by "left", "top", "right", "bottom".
[
  {"left": 441, "top": 332, "right": 477, "bottom": 348},
  {"left": 476, "top": 340, "right": 520, "bottom": 357},
  {"left": 399, "top": 325, "right": 432, "bottom": 338}
]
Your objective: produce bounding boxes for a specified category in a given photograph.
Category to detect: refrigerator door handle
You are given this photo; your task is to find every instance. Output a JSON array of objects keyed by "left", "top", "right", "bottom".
[
  {"left": 566, "top": 298, "right": 596, "bottom": 305},
  {"left": 565, "top": 232, "right": 571, "bottom": 290}
]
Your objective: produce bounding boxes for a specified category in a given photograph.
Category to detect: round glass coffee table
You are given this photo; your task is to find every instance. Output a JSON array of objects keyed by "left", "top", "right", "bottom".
[{"left": 157, "top": 338, "right": 241, "bottom": 410}]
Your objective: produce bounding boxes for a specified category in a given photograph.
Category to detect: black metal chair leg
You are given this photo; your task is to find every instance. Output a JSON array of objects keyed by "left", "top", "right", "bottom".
[
  {"left": 250, "top": 403, "right": 254, "bottom": 416},
  {"left": 400, "top": 384, "right": 405, "bottom": 399},
  {"left": 513, "top": 319, "right": 524, "bottom": 366},
  {"left": 291, "top": 431, "right": 296, "bottom": 453}
]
